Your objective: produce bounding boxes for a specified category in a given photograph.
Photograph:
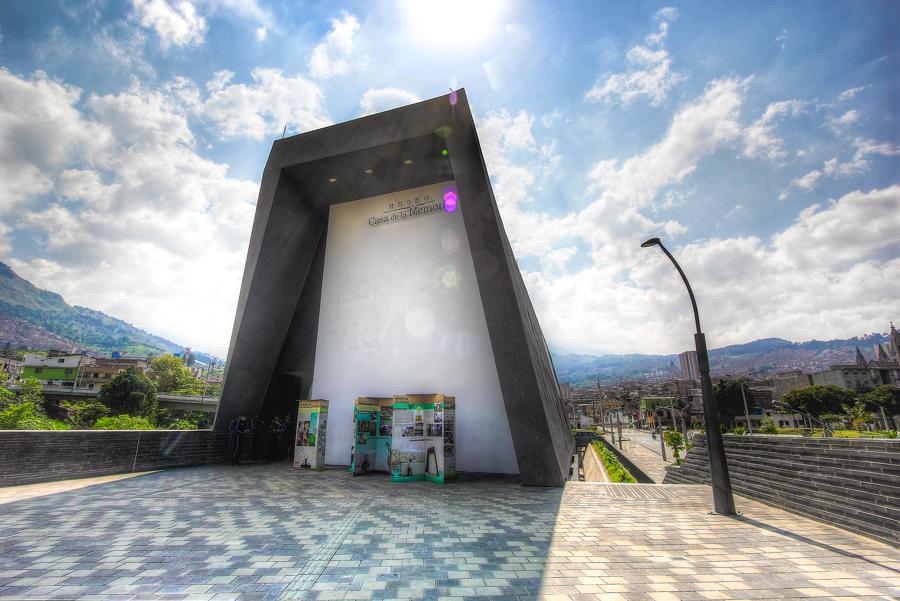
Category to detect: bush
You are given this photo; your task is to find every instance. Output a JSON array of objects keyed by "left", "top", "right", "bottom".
[
  {"left": 93, "top": 414, "right": 155, "bottom": 430},
  {"left": 732, "top": 426, "right": 747, "bottom": 436},
  {"left": 758, "top": 417, "right": 778, "bottom": 434},
  {"left": 60, "top": 401, "right": 110, "bottom": 429},
  {"left": 167, "top": 419, "right": 198, "bottom": 430},
  {"left": 0, "top": 402, "right": 57, "bottom": 430},
  {"left": 591, "top": 441, "right": 636, "bottom": 483},
  {"left": 157, "top": 408, "right": 212, "bottom": 429}
]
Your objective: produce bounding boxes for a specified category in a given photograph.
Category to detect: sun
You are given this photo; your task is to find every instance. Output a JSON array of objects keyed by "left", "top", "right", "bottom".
[{"left": 400, "top": 0, "right": 509, "bottom": 52}]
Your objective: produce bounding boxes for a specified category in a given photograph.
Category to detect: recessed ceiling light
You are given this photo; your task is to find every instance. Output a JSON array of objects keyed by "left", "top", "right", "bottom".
[
  {"left": 328, "top": 177, "right": 337, "bottom": 183},
  {"left": 365, "top": 169, "right": 374, "bottom": 174},
  {"left": 403, "top": 159, "right": 414, "bottom": 166}
]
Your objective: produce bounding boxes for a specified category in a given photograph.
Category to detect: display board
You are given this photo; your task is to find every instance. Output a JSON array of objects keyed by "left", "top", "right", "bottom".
[
  {"left": 350, "top": 397, "right": 393, "bottom": 474},
  {"left": 391, "top": 394, "right": 456, "bottom": 483},
  {"left": 294, "top": 400, "right": 329, "bottom": 469}
]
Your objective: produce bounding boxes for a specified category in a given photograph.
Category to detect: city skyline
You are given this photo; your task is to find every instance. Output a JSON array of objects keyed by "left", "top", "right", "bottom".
[{"left": 0, "top": 1, "right": 898, "bottom": 356}]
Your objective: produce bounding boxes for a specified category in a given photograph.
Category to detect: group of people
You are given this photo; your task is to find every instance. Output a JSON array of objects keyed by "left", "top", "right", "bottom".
[{"left": 229, "top": 414, "right": 291, "bottom": 465}]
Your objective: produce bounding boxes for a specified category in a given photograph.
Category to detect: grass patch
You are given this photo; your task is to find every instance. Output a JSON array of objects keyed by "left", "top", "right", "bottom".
[
  {"left": 775, "top": 428, "right": 898, "bottom": 438},
  {"left": 591, "top": 441, "right": 636, "bottom": 483}
]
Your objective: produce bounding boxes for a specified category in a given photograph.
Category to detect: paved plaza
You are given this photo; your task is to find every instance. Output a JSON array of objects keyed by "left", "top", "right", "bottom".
[{"left": 0, "top": 464, "right": 898, "bottom": 601}]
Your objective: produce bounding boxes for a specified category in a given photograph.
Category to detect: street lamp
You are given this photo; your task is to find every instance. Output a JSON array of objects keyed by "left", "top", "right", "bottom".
[{"left": 641, "top": 237, "right": 736, "bottom": 515}]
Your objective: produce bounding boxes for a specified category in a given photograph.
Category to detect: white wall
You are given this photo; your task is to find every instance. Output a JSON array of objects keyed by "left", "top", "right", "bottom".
[{"left": 310, "top": 180, "right": 519, "bottom": 473}]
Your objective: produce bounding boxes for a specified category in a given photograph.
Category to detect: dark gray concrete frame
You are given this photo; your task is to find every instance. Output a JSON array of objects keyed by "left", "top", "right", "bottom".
[{"left": 215, "top": 90, "right": 574, "bottom": 486}]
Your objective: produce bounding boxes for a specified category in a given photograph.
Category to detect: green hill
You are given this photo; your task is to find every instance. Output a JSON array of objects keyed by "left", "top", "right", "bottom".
[{"left": 0, "top": 262, "right": 182, "bottom": 356}]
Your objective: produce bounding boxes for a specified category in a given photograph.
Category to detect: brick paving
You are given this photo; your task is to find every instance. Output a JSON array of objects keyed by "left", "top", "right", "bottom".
[{"left": 0, "top": 464, "right": 898, "bottom": 600}]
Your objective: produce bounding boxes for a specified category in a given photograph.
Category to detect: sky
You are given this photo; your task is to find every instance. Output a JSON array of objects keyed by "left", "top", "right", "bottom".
[{"left": 0, "top": 0, "right": 898, "bottom": 358}]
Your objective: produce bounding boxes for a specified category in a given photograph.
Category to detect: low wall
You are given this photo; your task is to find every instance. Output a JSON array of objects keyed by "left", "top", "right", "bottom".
[
  {"left": 582, "top": 443, "right": 609, "bottom": 482},
  {"left": 664, "top": 434, "right": 899, "bottom": 545},
  {"left": 0, "top": 429, "right": 234, "bottom": 487}
]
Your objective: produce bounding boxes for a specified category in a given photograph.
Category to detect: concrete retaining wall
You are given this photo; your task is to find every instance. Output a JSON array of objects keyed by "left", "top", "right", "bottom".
[
  {"left": 0, "top": 430, "right": 233, "bottom": 487},
  {"left": 664, "top": 434, "right": 899, "bottom": 545},
  {"left": 582, "top": 443, "right": 609, "bottom": 482}
]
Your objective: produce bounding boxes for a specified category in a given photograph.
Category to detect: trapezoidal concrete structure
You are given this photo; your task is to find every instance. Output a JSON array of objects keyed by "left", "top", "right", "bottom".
[{"left": 215, "top": 90, "right": 573, "bottom": 486}]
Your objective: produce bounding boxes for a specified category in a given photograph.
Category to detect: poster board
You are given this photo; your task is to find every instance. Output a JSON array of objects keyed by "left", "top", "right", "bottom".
[
  {"left": 391, "top": 394, "right": 456, "bottom": 483},
  {"left": 294, "top": 399, "right": 329, "bottom": 469},
  {"left": 351, "top": 397, "right": 393, "bottom": 475}
]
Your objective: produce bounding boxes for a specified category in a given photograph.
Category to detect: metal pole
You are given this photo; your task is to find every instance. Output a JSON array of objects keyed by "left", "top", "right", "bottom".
[
  {"left": 740, "top": 382, "right": 753, "bottom": 434},
  {"left": 658, "top": 423, "right": 667, "bottom": 461},
  {"left": 617, "top": 412, "right": 623, "bottom": 448},
  {"left": 647, "top": 238, "right": 736, "bottom": 514}
]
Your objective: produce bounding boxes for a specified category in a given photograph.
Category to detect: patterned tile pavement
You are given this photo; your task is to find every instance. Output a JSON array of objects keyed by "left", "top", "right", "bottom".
[{"left": 0, "top": 463, "right": 898, "bottom": 600}]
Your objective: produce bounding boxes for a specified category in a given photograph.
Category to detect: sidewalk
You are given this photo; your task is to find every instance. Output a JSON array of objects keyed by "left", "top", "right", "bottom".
[{"left": 602, "top": 427, "right": 675, "bottom": 483}]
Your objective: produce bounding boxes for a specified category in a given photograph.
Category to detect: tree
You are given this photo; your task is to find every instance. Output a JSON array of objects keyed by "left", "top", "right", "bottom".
[
  {"left": 663, "top": 430, "right": 686, "bottom": 465},
  {"left": 713, "top": 379, "right": 751, "bottom": 425},
  {"left": 98, "top": 367, "right": 158, "bottom": 421},
  {"left": 781, "top": 385, "right": 855, "bottom": 417},
  {"left": 841, "top": 401, "right": 875, "bottom": 432},
  {"left": 148, "top": 354, "right": 195, "bottom": 392},
  {"left": 860, "top": 385, "right": 900, "bottom": 416}
]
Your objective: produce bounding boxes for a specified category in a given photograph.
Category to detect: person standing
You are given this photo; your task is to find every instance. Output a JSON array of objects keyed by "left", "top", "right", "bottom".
[{"left": 230, "top": 415, "right": 249, "bottom": 465}]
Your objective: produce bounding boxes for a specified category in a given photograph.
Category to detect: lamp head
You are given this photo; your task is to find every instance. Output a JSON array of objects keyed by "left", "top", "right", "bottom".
[{"left": 641, "top": 237, "right": 661, "bottom": 248}]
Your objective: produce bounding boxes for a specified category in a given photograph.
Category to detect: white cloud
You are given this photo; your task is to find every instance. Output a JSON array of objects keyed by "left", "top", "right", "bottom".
[
  {"left": 359, "top": 87, "right": 421, "bottom": 116},
  {"left": 131, "top": 0, "right": 207, "bottom": 49},
  {"left": 782, "top": 136, "right": 900, "bottom": 196},
  {"left": 828, "top": 109, "right": 860, "bottom": 132},
  {"left": 0, "top": 68, "right": 258, "bottom": 354},
  {"left": 255, "top": 27, "right": 267, "bottom": 41},
  {"left": 308, "top": 12, "right": 364, "bottom": 79},
  {"left": 202, "top": 68, "right": 331, "bottom": 139},
  {"left": 742, "top": 99, "right": 805, "bottom": 161},
  {"left": 585, "top": 78, "right": 746, "bottom": 210},
  {"left": 524, "top": 186, "right": 900, "bottom": 355},
  {"left": 586, "top": 12, "right": 683, "bottom": 106},
  {"left": 838, "top": 86, "right": 865, "bottom": 101}
]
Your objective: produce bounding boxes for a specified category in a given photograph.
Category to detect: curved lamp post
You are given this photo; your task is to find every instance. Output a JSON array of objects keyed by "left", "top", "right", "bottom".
[{"left": 641, "top": 237, "right": 736, "bottom": 515}]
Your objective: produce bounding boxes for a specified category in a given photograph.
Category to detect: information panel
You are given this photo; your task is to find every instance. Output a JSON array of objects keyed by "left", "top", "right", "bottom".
[
  {"left": 351, "top": 397, "right": 393, "bottom": 474},
  {"left": 294, "top": 399, "right": 329, "bottom": 469},
  {"left": 391, "top": 394, "right": 456, "bottom": 483}
]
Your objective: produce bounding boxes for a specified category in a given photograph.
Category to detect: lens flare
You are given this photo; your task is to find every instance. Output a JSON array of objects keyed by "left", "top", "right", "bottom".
[
  {"left": 444, "top": 187, "right": 458, "bottom": 212},
  {"left": 441, "top": 149, "right": 449, "bottom": 157},
  {"left": 449, "top": 91, "right": 458, "bottom": 106}
]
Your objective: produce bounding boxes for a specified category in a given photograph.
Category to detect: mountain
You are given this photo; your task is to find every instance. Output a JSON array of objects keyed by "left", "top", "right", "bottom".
[
  {"left": 553, "top": 333, "right": 894, "bottom": 386},
  {"left": 0, "top": 262, "right": 184, "bottom": 357}
]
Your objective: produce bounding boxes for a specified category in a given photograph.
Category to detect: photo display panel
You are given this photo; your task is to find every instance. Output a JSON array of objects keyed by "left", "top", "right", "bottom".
[{"left": 310, "top": 180, "right": 518, "bottom": 474}]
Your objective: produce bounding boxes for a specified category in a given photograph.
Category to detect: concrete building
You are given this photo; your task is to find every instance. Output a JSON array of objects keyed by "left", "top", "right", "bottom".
[
  {"left": 811, "top": 364, "right": 881, "bottom": 392},
  {"left": 21, "top": 352, "right": 87, "bottom": 387},
  {"left": 773, "top": 370, "right": 812, "bottom": 399},
  {"left": 679, "top": 351, "right": 700, "bottom": 381},
  {"left": 216, "top": 90, "right": 572, "bottom": 486}
]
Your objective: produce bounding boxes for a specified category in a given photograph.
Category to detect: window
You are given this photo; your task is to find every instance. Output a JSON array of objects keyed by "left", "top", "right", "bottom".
[{"left": 58, "top": 358, "right": 65, "bottom": 363}]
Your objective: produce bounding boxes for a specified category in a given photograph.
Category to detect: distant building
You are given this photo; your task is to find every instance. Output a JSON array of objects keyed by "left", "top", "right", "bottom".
[
  {"left": 773, "top": 370, "right": 812, "bottom": 399},
  {"left": 21, "top": 351, "right": 87, "bottom": 387},
  {"left": 0, "top": 356, "right": 23, "bottom": 383},
  {"left": 811, "top": 364, "right": 881, "bottom": 392},
  {"left": 78, "top": 357, "right": 150, "bottom": 389},
  {"left": 866, "top": 322, "right": 900, "bottom": 386},
  {"left": 679, "top": 351, "right": 700, "bottom": 381}
]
